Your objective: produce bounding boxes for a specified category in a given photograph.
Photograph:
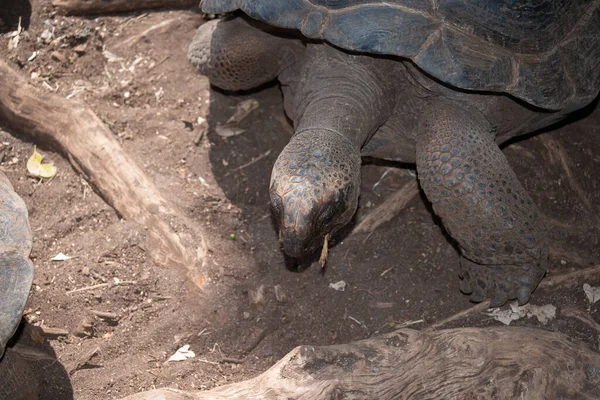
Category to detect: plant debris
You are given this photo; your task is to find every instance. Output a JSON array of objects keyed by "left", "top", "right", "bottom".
[
  {"left": 486, "top": 302, "right": 557, "bottom": 326},
  {"left": 583, "top": 283, "right": 600, "bottom": 304},
  {"left": 168, "top": 345, "right": 196, "bottom": 362}
]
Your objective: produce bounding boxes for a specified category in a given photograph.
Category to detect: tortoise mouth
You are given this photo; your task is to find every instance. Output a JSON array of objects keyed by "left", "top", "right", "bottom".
[
  {"left": 279, "top": 231, "right": 322, "bottom": 259},
  {"left": 270, "top": 188, "right": 355, "bottom": 259}
]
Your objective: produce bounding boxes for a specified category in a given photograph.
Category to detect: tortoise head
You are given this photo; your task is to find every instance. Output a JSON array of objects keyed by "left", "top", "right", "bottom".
[{"left": 270, "top": 133, "right": 361, "bottom": 258}]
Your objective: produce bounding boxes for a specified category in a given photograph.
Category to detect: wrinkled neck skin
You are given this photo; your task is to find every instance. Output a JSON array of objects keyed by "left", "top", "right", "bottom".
[{"left": 271, "top": 44, "right": 398, "bottom": 258}]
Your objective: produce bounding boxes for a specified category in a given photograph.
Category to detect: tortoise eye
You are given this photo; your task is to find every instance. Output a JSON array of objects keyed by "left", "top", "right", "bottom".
[
  {"left": 317, "top": 203, "right": 332, "bottom": 219},
  {"left": 316, "top": 202, "right": 339, "bottom": 231}
]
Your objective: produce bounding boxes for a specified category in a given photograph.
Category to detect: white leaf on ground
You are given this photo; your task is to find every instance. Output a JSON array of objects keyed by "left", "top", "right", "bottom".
[
  {"left": 583, "top": 284, "right": 600, "bottom": 304},
  {"left": 329, "top": 281, "right": 347, "bottom": 292},
  {"left": 526, "top": 303, "right": 557, "bottom": 324},
  {"left": 249, "top": 284, "right": 266, "bottom": 305},
  {"left": 50, "top": 252, "right": 72, "bottom": 261},
  {"left": 226, "top": 99, "right": 259, "bottom": 125},
  {"left": 487, "top": 302, "right": 556, "bottom": 326},
  {"left": 168, "top": 345, "right": 196, "bottom": 362},
  {"left": 487, "top": 304, "right": 526, "bottom": 325},
  {"left": 215, "top": 99, "right": 259, "bottom": 137}
]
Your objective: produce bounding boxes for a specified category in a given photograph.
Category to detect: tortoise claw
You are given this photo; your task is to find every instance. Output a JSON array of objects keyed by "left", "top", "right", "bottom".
[
  {"left": 469, "top": 287, "right": 486, "bottom": 303},
  {"left": 517, "top": 287, "right": 532, "bottom": 306},
  {"left": 490, "top": 290, "right": 508, "bottom": 308},
  {"left": 459, "top": 279, "right": 473, "bottom": 294}
]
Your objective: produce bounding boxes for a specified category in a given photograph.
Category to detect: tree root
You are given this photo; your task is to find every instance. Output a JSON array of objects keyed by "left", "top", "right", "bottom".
[{"left": 0, "top": 60, "right": 206, "bottom": 283}]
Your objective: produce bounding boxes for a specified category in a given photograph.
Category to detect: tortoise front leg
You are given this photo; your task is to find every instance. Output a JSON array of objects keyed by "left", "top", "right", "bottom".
[
  {"left": 416, "top": 103, "right": 548, "bottom": 307},
  {"left": 188, "top": 17, "right": 304, "bottom": 91}
]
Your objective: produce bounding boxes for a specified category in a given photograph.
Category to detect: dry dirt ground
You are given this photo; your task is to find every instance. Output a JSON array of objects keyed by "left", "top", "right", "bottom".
[{"left": 1, "top": 2, "right": 600, "bottom": 399}]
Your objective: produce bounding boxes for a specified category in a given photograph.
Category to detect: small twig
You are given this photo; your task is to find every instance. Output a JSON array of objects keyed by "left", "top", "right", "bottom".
[
  {"left": 230, "top": 150, "right": 271, "bottom": 173},
  {"left": 149, "top": 295, "right": 173, "bottom": 301},
  {"left": 193, "top": 121, "right": 208, "bottom": 146},
  {"left": 68, "top": 346, "right": 101, "bottom": 375},
  {"left": 66, "top": 280, "right": 137, "bottom": 294},
  {"left": 197, "top": 358, "right": 219, "bottom": 365},
  {"left": 561, "top": 308, "right": 600, "bottom": 334},
  {"left": 147, "top": 55, "right": 171, "bottom": 72},
  {"left": 348, "top": 315, "right": 369, "bottom": 334},
  {"left": 426, "top": 301, "right": 491, "bottom": 331},
  {"left": 319, "top": 233, "right": 329, "bottom": 269},
  {"left": 40, "top": 326, "right": 70, "bottom": 338},
  {"left": 220, "top": 357, "right": 244, "bottom": 364},
  {"left": 66, "top": 283, "right": 110, "bottom": 293},
  {"left": 193, "top": 131, "right": 205, "bottom": 146},
  {"left": 354, "top": 179, "right": 419, "bottom": 234},
  {"left": 91, "top": 310, "right": 119, "bottom": 320},
  {"left": 541, "top": 266, "right": 600, "bottom": 288},
  {"left": 395, "top": 319, "right": 424, "bottom": 329},
  {"left": 120, "top": 18, "right": 178, "bottom": 47},
  {"left": 370, "top": 302, "right": 395, "bottom": 309}
]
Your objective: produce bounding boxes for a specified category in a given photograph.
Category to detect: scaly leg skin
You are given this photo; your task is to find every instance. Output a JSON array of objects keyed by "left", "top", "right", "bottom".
[
  {"left": 187, "top": 17, "right": 304, "bottom": 91},
  {"left": 416, "top": 103, "right": 548, "bottom": 307}
]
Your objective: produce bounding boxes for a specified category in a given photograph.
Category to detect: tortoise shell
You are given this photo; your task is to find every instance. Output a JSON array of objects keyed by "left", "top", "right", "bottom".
[
  {"left": 201, "top": 0, "right": 600, "bottom": 111},
  {"left": 0, "top": 173, "right": 33, "bottom": 355}
]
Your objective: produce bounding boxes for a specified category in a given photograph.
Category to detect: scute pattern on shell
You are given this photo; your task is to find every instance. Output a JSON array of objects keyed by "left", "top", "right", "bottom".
[{"left": 202, "top": 0, "right": 600, "bottom": 111}]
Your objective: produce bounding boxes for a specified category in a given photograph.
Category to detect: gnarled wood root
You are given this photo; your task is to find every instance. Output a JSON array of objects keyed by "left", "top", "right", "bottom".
[{"left": 121, "top": 326, "right": 600, "bottom": 400}]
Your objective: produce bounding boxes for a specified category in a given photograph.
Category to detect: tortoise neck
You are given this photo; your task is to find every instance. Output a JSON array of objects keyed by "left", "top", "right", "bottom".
[
  {"left": 291, "top": 44, "right": 398, "bottom": 149},
  {"left": 293, "top": 127, "right": 356, "bottom": 148}
]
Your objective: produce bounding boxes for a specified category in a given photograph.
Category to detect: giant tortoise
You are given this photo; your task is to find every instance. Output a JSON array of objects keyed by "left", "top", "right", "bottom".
[
  {"left": 188, "top": 0, "right": 600, "bottom": 307},
  {"left": 0, "top": 171, "right": 37, "bottom": 399}
]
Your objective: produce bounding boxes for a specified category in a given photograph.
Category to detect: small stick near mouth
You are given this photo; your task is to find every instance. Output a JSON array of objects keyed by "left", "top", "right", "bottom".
[{"left": 319, "top": 233, "right": 330, "bottom": 269}]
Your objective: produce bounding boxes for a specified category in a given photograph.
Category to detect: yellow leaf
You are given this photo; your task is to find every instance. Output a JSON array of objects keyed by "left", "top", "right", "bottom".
[{"left": 27, "top": 146, "right": 57, "bottom": 178}]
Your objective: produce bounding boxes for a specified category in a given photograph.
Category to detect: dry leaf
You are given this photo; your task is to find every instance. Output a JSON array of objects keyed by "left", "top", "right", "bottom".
[
  {"left": 215, "top": 99, "right": 259, "bottom": 138},
  {"left": 583, "top": 283, "right": 600, "bottom": 304},
  {"left": 249, "top": 284, "right": 266, "bottom": 305},
  {"left": 168, "top": 345, "right": 196, "bottom": 362},
  {"left": 487, "top": 302, "right": 556, "bottom": 326},
  {"left": 226, "top": 99, "right": 259, "bottom": 125},
  {"left": 51, "top": 252, "right": 73, "bottom": 261},
  {"left": 27, "top": 146, "right": 57, "bottom": 178}
]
